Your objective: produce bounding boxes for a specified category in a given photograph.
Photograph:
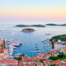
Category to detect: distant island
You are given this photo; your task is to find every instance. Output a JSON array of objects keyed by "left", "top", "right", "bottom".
[
  {"left": 15, "top": 24, "right": 45, "bottom": 27},
  {"left": 22, "top": 28, "right": 35, "bottom": 32},
  {"left": 46, "top": 23, "right": 66, "bottom": 26}
]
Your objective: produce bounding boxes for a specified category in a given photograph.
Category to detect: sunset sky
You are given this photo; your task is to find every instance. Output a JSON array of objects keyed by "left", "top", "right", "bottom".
[{"left": 0, "top": 0, "right": 66, "bottom": 24}]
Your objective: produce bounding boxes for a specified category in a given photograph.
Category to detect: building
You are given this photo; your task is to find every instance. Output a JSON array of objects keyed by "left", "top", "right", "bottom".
[{"left": 0, "top": 60, "right": 18, "bottom": 66}]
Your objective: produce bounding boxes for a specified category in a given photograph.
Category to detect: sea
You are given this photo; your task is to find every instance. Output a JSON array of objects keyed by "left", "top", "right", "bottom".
[{"left": 0, "top": 24, "right": 66, "bottom": 57}]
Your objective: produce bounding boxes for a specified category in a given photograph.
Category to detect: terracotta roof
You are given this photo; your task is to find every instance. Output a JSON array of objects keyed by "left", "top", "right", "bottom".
[
  {"left": 54, "top": 42, "right": 59, "bottom": 45},
  {"left": 27, "top": 58, "right": 33, "bottom": 62},
  {"left": 62, "top": 63, "right": 66, "bottom": 66},
  {"left": 60, "top": 63, "right": 66, "bottom": 66},
  {"left": 0, "top": 60, "right": 18, "bottom": 63},
  {"left": 62, "top": 60, "right": 66, "bottom": 62},
  {"left": 37, "top": 55, "right": 41, "bottom": 58},
  {"left": 64, "top": 41, "right": 66, "bottom": 43},
  {"left": 0, "top": 39, "right": 2, "bottom": 42},
  {"left": 19, "top": 63, "right": 23, "bottom": 66},
  {"left": 45, "top": 54, "right": 51, "bottom": 56},
  {"left": 54, "top": 60, "right": 61, "bottom": 64},
  {"left": 12, "top": 64, "right": 18, "bottom": 66},
  {"left": 0, "top": 49, "right": 3, "bottom": 53},
  {"left": 45, "top": 60, "right": 50, "bottom": 63},
  {"left": 62, "top": 47, "right": 65, "bottom": 49},
  {"left": 37, "top": 62, "right": 43, "bottom": 65}
]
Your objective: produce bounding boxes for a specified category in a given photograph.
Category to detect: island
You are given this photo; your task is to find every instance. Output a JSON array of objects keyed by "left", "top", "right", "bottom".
[
  {"left": 46, "top": 23, "right": 66, "bottom": 26},
  {"left": 22, "top": 28, "right": 35, "bottom": 32},
  {"left": 15, "top": 25, "right": 29, "bottom": 27},
  {"left": 30, "top": 25, "right": 45, "bottom": 27},
  {"left": 46, "top": 23, "right": 58, "bottom": 26},
  {"left": 15, "top": 24, "right": 45, "bottom": 27}
]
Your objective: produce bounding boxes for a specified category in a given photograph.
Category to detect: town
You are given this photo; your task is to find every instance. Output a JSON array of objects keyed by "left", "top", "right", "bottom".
[{"left": 0, "top": 38, "right": 66, "bottom": 66}]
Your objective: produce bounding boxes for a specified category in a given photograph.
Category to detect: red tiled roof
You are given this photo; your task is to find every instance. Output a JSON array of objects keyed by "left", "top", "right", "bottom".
[
  {"left": 0, "top": 49, "right": 3, "bottom": 53},
  {"left": 12, "top": 64, "right": 18, "bottom": 66},
  {"left": 54, "top": 60, "right": 61, "bottom": 64},
  {"left": 60, "top": 63, "right": 66, "bottom": 66},
  {"left": 19, "top": 63, "right": 23, "bottom": 66},
  {"left": 62, "top": 60, "right": 66, "bottom": 62},
  {"left": 0, "top": 60, "right": 18, "bottom": 63},
  {"left": 37, "top": 62, "right": 43, "bottom": 65},
  {"left": 27, "top": 58, "right": 32, "bottom": 62},
  {"left": 37, "top": 55, "right": 41, "bottom": 58},
  {"left": 54, "top": 50, "right": 58, "bottom": 52},
  {"left": 0, "top": 39, "right": 2, "bottom": 41},
  {"left": 64, "top": 41, "right": 66, "bottom": 43},
  {"left": 62, "top": 47, "right": 65, "bottom": 49},
  {"left": 45, "top": 54, "right": 51, "bottom": 56},
  {"left": 54, "top": 42, "right": 59, "bottom": 45},
  {"left": 45, "top": 60, "right": 50, "bottom": 63},
  {"left": 63, "top": 63, "right": 66, "bottom": 66}
]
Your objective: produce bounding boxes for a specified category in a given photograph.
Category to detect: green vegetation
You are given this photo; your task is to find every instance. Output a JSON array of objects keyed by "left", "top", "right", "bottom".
[
  {"left": 49, "top": 52, "right": 66, "bottom": 61},
  {"left": 31, "top": 24, "right": 45, "bottom": 27},
  {"left": 50, "top": 34, "right": 66, "bottom": 41},
  {"left": 3, "top": 39, "right": 6, "bottom": 48},
  {"left": 49, "top": 56, "right": 58, "bottom": 61},
  {"left": 15, "top": 25, "right": 29, "bottom": 27},
  {"left": 19, "top": 53, "right": 25, "bottom": 57},
  {"left": 15, "top": 56, "right": 22, "bottom": 60},
  {"left": 15, "top": 53, "right": 25, "bottom": 60},
  {"left": 26, "top": 60, "right": 28, "bottom": 62},
  {"left": 50, "top": 60, "right": 53, "bottom": 63},
  {"left": 40, "top": 59, "right": 43, "bottom": 63},
  {"left": 15, "top": 56, "right": 22, "bottom": 66},
  {"left": 49, "top": 34, "right": 66, "bottom": 49},
  {"left": 46, "top": 23, "right": 57, "bottom": 26},
  {"left": 15, "top": 53, "right": 25, "bottom": 66},
  {"left": 15, "top": 24, "right": 45, "bottom": 27},
  {"left": 46, "top": 23, "right": 66, "bottom": 26},
  {"left": 22, "top": 28, "right": 35, "bottom": 32},
  {"left": 60, "top": 57, "right": 66, "bottom": 60},
  {"left": 51, "top": 64, "right": 56, "bottom": 66}
]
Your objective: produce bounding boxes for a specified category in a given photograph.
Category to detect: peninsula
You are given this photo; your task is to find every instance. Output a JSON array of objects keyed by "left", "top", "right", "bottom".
[
  {"left": 49, "top": 34, "right": 66, "bottom": 48},
  {"left": 15, "top": 24, "right": 45, "bottom": 27},
  {"left": 22, "top": 28, "right": 35, "bottom": 32}
]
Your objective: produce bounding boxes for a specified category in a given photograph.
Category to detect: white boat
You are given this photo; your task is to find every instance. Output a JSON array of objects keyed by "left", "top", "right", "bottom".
[{"left": 36, "top": 48, "right": 38, "bottom": 50}]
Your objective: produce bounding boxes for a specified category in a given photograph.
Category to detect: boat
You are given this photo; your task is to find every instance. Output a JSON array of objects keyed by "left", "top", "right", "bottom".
[
  {"left": 18, "top": 42, "right": 22, "bottom": 45},
  {"left": 36, "top": 48, "right": 38, "bottom": 50},
  {"left": 35, "top": 41, "right": 38, "bottom": 44},
  {"left": 46, "top": 33, "right": 51, "bottom": 35},
  {"left": 13, "top": 47, "right": 16, "bottom": 48}
]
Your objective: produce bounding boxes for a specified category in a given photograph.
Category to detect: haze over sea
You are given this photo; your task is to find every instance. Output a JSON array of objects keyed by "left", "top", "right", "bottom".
[{"left": 0, "top": 22, "right": 66, "bottom": 57}]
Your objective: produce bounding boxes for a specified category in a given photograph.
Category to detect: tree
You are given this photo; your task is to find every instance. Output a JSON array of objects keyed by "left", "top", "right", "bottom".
[
  {"left": 51, "top": 64, "right": 56, "bottom": 66},
  {"left": 49, "top": 56, "right": 58, "bottom": 61},
  {"left": 57, "top": 52, "right": 64, "bottom": 58},
  {"left": 15, "top": 57, "right": 22, "bottom": 66},
  {"left": 3, "top": 39, "right": 6, "bottom": 48},
  {"left": 19, "top": 53, "right": 25, "bottom": 57},
  {"left": 40, "top": 59, "right": 43, "bottom": 63}
]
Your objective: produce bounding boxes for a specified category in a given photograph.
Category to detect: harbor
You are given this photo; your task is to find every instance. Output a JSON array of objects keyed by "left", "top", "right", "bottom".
[
  {"left": 0, "top": 24, "right": 66, "bottom": 57},
  {"left": 6, "top": 40, "right": 22, "bottom": 59}
]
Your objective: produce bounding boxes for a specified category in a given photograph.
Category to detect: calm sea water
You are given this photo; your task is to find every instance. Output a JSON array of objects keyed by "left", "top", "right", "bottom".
[{"left": 0, "top": 24, "right": 66, "bottom": 57}]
